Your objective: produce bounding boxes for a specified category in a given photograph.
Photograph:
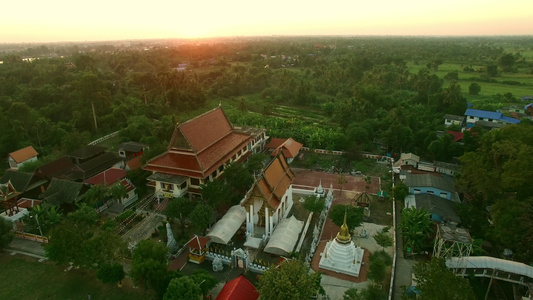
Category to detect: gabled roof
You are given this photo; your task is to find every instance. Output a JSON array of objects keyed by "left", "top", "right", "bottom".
[
  {"left": 144, "top": 107, "right": 252, "bottom": 179},
  {"left": 413, "top": 194, "right": 460, "bottom": 223},
  {"left": 72, "top": 152, "right": 123, "bottom": 180},
  {"left": 42, "top": 178, "right": 86, "bottom": 205},
  {"left": 443, "top": 114, "right": 464, "bottom": 121},
  {"left": 36, "top": 156, "right": 74, "bottom": 180},
  {"left": 245, "top": 153, "right": 295, "bottom": 210},
  {"left": 9, "top": 146, "right": 38, "bottom": 163},
  {"left": 126, "top": 156, "right": 143, "bottom": 170},
  {"left": 185, "top": 235, "right": 210, "bottom": 250},
  {"left": 464, "top": 108, "right": 502, "bottom": 120},
  {"left": 84, "top": 168, "right": 126, "bottom": 186},
  {"left": 0, "top": 170, "right": 35, "bottom": 192},
  {"left": 500, "top": 116, "right": 521, "bottom": 124},
  {"left": 266, "top": 138, "right": 303, "bottom": 159},
  {"left": 401, "top": 153, "right": 420, "bottom": 162},
  {"left": 119, "top": 142, "right": 148, "bottom": 153},
  {"left": 446, "top": 130, "right": 463, "bottom": 142},
  {"left": 67, "top": 145, "right": 106, "bottom": 160},
  {"left": 216, "top": 275, "right": 259, "bottom": 300},
  {"left": 168, "top": 107, "right": 233, "bottom": 152},
  {"left": 404, "top": 173, "right": 456, "bottom": 193}
]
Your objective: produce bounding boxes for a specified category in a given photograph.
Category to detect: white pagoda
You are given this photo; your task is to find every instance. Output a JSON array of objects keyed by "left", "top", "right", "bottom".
[{"left": 319, "top": 212, "right": 364, "bottom": 277}]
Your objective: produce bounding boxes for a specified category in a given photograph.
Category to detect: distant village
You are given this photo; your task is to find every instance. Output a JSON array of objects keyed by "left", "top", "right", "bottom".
[{"left": 2, "top": 104, "right": 533, "bottom": 299}]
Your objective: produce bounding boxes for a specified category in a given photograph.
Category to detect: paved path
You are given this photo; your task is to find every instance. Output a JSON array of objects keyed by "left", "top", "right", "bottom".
[
  {"left": 7, "top": 238, "right": 47, "bottom": 260},
  {"left": 393, "top": 200, "right": 415, "bottom": 299},
  {"left": 122, "top": 214, "right": 165, "bottom": 243}
]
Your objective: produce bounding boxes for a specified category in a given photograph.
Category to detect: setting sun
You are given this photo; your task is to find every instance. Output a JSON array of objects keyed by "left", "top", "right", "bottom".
[{"left": 1, "top": 0, "right": 532, "bottom": 42}]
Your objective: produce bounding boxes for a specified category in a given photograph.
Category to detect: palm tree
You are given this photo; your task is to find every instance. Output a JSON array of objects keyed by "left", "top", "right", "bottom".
[{"left": 400, "top": 207, "right": 433, "bottom": 253}]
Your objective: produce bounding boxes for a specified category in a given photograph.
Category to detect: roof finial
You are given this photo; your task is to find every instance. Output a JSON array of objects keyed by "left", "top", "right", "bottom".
[
  {"left": 219, "top": 101, "right": 222, "bottom": 107},
  {"left": 336, "top": 207, "right": 351, "bottom": 244}
]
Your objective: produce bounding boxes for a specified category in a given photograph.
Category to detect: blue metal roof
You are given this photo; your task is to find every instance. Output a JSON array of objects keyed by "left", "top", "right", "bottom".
[
  {"left": 464, "top": 109, "right": 502, "bottom": 119},
  {"left": 500, "top": 116, "right": 521, "bottom": 124}
]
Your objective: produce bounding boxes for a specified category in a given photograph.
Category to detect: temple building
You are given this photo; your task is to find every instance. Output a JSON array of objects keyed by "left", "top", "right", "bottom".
[
  {"left": 319, "top": 212, "right": 365, "bottom": 277},
  {"left": 143, "top": 106, "right": 267, "bottom": 198},
  {"left": 242, "top": 153, "right": 296, "bottom": 250}
]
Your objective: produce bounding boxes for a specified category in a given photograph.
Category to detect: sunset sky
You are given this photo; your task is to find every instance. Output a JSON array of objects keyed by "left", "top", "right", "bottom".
[{"left": 2, "top": 0, "right": 532, "bottom": 43}]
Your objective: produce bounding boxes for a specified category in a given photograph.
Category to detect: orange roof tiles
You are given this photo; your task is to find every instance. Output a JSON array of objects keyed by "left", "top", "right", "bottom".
[
  {"left": 216, "top": 275, "right": 259, "bottom": 300},
  {"left": 266, "top": 138, "right": 303, "bottom": 158},
  {"left": 186, "top": 235, "right": 210, "bottom": 250},
  {"left": 177, "top": 107, "right": 233, "bottom": 152},
  {"left": 247, "top": 153, "right": 294, "bottom": 210},
  {"left": 144, "top": 107, "right": 252, "bottom": 179},
  {"left": 9, "top": 146, "right": 38, "bottom": 163},
  {"left": 84, "top": 168, "right": 127, "bottom": 186}
]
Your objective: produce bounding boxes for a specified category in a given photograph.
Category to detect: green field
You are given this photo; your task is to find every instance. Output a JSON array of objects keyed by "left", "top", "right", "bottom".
[
  {"left": 0, "top": 254, "right": 154, "bottom": 300},
  {"left": 408, "top": 62, "right": 533, "bottom": 109}
]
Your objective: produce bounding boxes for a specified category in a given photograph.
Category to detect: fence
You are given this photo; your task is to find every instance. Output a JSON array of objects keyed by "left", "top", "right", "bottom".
[
  {"left": 300, "top": 147, "right": 394, "bottom": 164},
  {"left": 88, "top": 130, "right": 120, "bottom": 145},
  {"left": 14, "top": 231, "right": 49, "bottom": 244}
]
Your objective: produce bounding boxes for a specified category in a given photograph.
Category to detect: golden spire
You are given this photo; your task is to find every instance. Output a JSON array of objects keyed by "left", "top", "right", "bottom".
[{"left": 336, "top": 208, "right": 351, "bottom": 244}]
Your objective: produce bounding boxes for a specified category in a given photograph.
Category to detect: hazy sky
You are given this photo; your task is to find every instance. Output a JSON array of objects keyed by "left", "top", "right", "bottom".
[{"left": 2, "top": 0, "right": 532, "bottom": 43}]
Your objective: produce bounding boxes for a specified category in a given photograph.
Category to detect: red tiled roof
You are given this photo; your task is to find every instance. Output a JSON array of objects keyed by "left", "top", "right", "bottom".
[
  {"left": 254, "top": 153, "right": 294, "bottom": 210},
  {"left": 446, "top": 130, "right": 463, "bottom": 142},
  {"left": 126, "top": 156, "right": 143, "bottom": 171},
  {"left": 185, "top": 235, "right": 210, "bottom": 250},
  {"left": 84, "top": 168, "right": 126, "bottom": 186},
  {"left": 144, "top": 107, "right": 252, "bottom": 179},
  {"left": 17, "top": 198, "right": 42, "bottom": 209},
  {"left": 266, "top": 138, "right": 303, "bottom": 158},
  {"left": 9, "top": 146, "right": 38, "bottom": 163},
  {"left": 216, "top": 275, "right": 259, "bottom": 300},
  {"left": 178, "top": 107, "right": 233, "bottom": 152},
  {"left": 119, "top": 179, "right": 135, "bottom": 192}
]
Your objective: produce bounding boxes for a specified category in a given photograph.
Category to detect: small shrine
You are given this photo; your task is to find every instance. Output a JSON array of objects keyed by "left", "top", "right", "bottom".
[
  {"left": 186, "top": 235, "right": 210, "bottom": 264},
  {"left": 319, "top": 211, "right": 364, "bottom": 277},
  {"left": 352, "top": 191, "right": 372, "bottom": 208}
]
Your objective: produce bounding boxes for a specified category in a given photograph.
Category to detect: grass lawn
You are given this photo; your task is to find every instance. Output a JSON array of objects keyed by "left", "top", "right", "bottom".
[{"left": 0, "top": 253, "right": 155, "bottom": 300}]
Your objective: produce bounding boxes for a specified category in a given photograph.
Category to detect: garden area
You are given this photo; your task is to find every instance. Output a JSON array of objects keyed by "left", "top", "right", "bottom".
[{"left": 0, "top": 254, "right": 154, "bottom": 300}]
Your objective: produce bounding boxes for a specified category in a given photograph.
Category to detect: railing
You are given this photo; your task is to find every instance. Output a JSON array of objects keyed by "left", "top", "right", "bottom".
[
  {"left": 14, "top": 231, "right": 49, "bottom": 244},
  {"left": 88, "top": 130, "right": 120, "bottom": 145}
]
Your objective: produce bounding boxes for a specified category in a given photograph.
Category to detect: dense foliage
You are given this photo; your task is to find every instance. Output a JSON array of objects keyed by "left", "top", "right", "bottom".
[
  {"left": 257, "top": 259, "right": 322, "bottom": 300},
  {"left": 412, "top": 258, "right": 476, "bottom": 300}
]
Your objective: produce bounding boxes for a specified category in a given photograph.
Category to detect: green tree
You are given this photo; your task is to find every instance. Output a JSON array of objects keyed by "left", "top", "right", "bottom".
[
  {"left": 373, "top": 231, "right": 393, "bottom": 250},
  {"left": 393, "top": 181, "right": 409, "bottom": 202},
  {"left": 0, "top": 218, "right": 14, "bottom": 250},
  {"left": 468, "top": 82, "right": 481, "bottom": 95},
  {"left": 303, "top": 195, "right": 326, "bottom": 213},
  {"left": 413, "top": 257, "right": 475, "bottom": 300},
  {"left": 190, "top": 269, "right": 218, "bottom": 296},
  {"left": 400, "top": 207, "right": 432, "bottom": 253},
  {"left": 45, "top": 205, "right": 125, "bottom": 268},
  {"left": 97, "top": 262, "right": 126, "bottom": 285},
  {"left": 367, "top": 255, "right": 387, "bottom": 283},
  {"left": 166, "top": 197, "right": 194, "bottom": 222},
  {"left": 343, "top": 285, "right": 387, "bottom": 300},
  {"left": 188, "top": 203, "right": 214, "bottom": 234},
  {"left": 328, "top": 205, "right": 364, "bottom": 232},
  {"left": 163, "top": 276, "right": 202, "bottom": 300},
  {"left": 257, "top": 259, "right": 322, "bottom": 300},
  {"left": 130, "top": 239, "right": 172, "bottom": 297},
  {"left": 498, "top": 53, "right": 516, "bottom": 72}
]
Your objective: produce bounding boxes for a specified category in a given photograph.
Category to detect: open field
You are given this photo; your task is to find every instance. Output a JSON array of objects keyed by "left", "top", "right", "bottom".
[{"left": 0, "top": 253, "right": 154, "bottom": 300}]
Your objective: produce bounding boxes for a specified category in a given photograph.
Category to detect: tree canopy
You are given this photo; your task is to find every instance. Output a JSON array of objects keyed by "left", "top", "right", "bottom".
[
  {"left": 257, "top": 259, "right": 322, "bottom": 300},
  {"left": 328, "top": 204, "right": 364, "bottom": 232},
  {"left": 399, "top": 207, "right": 432, "bottom": 253},
  {"left": 412, "top": 258, "right": 475, "bottom": 300}
]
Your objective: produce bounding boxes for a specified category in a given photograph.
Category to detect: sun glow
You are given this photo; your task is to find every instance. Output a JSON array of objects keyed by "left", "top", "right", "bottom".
[{"left": 1, "top": 0, "right": 533, "bottom": 43}]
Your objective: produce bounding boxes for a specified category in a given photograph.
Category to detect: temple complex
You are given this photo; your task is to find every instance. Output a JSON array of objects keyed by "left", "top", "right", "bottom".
[{"left": 318, "top": 212, "right": 364, "bottom": 277}]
